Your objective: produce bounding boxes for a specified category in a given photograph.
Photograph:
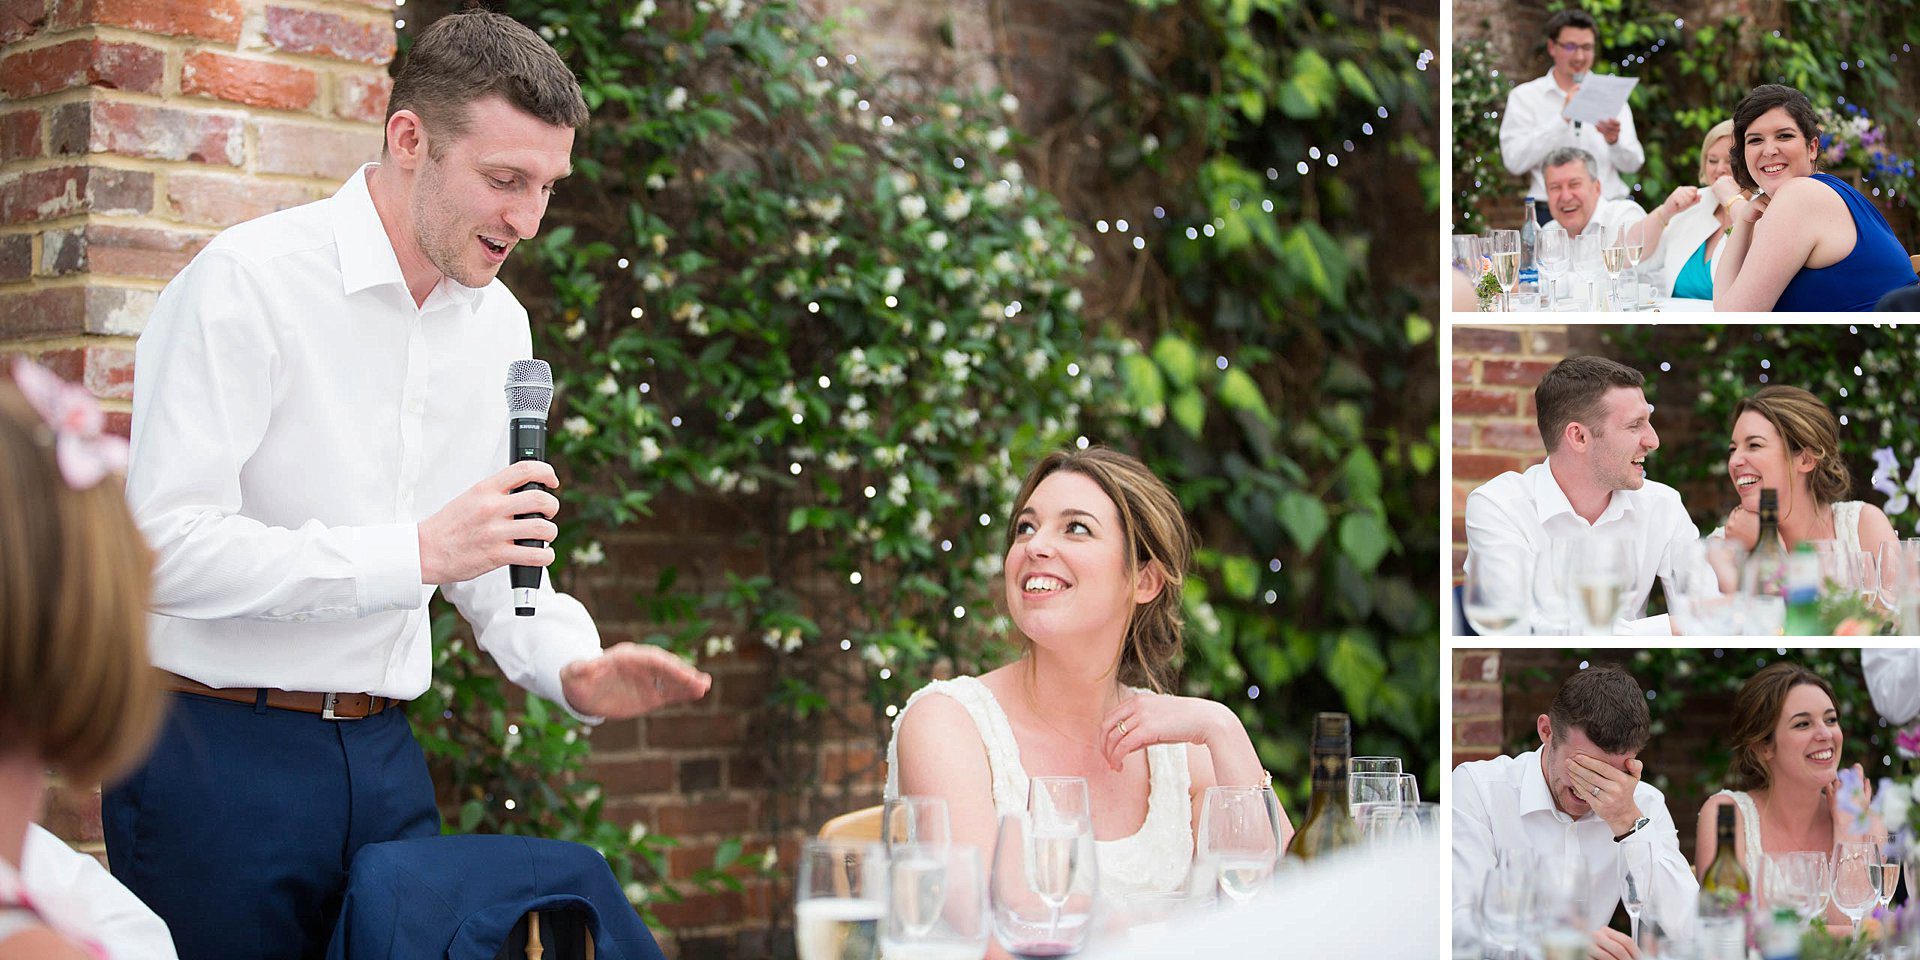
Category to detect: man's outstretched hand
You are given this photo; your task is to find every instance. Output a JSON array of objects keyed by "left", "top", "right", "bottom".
[{"left": 560, "top": 642, "right": 712, "bottom": 719}]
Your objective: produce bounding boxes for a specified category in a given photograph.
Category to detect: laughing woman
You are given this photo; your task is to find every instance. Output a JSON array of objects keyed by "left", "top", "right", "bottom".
[
  {"left": 1713, "top": 385, "right": 1896, "bottom": 560},
  {"left": 885, "top": 447, "right": 1285, "bottom": 901},
  {"left": 1697, "top": 662, "right": 1877, "bottom": 930},
  {"left": 1712, "top": 84, "right": 1919, "bottom": 312}
]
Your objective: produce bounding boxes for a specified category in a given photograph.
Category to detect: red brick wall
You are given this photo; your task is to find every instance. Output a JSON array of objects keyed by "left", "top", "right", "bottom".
[
  {"left": 1450, "top": 324, "right": 1568, "bottom": 578},
  {"left": 3, "top": 0, "right": 393, "bottom": 863},
  {"left": 1453, "top": 648, "right": 1503, "bottom": 765}
]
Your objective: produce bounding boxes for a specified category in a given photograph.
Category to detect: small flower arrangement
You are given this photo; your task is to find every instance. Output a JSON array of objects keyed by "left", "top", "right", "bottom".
[{"left": 1816, "top": 104, "right": 1918, "bottom": 201}]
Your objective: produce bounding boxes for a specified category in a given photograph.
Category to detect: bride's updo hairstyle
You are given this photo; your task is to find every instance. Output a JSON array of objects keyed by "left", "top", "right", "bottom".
[
  {"left": 1731, "top": 385, "right": 1850, "bottom": 507},
  {"left": 1003, "top": 447, "right": 1193, "bottom": 693},
  {"left": 1726, "top": 661, "right": 1835, "bottom": 791}
]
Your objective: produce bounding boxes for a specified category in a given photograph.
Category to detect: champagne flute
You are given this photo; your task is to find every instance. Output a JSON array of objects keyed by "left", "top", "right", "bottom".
[
  {"left": 796, "top": 839, "right": 887, "bottom": 960},
  {"left": 1620, "top": 221, "right": 1649, "bottom": 310},
  {"left": 1879, "top": 858, "right": 1901, "bottom": 912},
  {"left": 1832, "top": 840, "right": 1880, "bottom": 927},
  {"left": 1025, "top": 778, "right": 1093, "bottom": 946},
  {"left": 1488, "top": 229, "right": 1521, "bottom": 311},
  {"left": 1600, "top": 232, "right": 1629, "bottom": 310},
  {"left": 1480, "top": 851, "right": 1533, "bottom": 960},
  {"left": 1619, "top": 839, "right": 1653, "bottom": 945},
  {"left": 1536, "top": 229, "right": 1571, "bottom": 310},
  {"left": 1195, "top": 786, "right": 1282, "bottom": 905},
  {"left": 883, "top": 844, "right": 988, "bottom": 960},
  {"left": 882, "top": 795, "right": 952, "bottom": 856},
  {"left": 990, "top": 812, "right": 1097, "bottom": 959}
]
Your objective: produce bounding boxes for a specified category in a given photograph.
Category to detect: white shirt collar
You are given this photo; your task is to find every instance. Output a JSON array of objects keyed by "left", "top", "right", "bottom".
[
  {"left": 1528, "top": 456, "right": 1636, "bottom": 529},
  {"left": 1518, "top": 746, "right": 1585, "bottom": 824},
  {"left": 329, "top": 163, "right": 487, "bottom": 309}
]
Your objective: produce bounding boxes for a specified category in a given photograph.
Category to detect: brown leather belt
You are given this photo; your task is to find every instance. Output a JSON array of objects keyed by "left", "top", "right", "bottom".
[{"left": 166, "top": 674, "right": 400, "bottom": 720}]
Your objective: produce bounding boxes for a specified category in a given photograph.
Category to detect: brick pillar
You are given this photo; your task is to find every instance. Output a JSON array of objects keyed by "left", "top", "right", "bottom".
[
  {"left": 2, "top": 0, "right": 396, "bottom": 859},
  {"left": 1452, "top": 647, "right": 1504, "bottom": 766},
  {"left": 1449, "top": 323, "right": 1571, "bottom": 579}
]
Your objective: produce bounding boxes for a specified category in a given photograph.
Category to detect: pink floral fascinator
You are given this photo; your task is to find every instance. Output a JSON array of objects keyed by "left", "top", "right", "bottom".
[{"left": 10, "top": 357, "right": 129, "bottom": 490}]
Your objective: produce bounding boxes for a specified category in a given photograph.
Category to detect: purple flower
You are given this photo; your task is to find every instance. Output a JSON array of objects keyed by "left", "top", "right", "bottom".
[{"left": 1899, "top": 723, "right": 1920, "bottom": 759}]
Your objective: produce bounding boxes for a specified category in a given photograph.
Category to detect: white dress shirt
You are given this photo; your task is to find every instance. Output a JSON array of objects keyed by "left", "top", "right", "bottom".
[
  {"left": 128, "top": 164, "right": 602, "bottom": 716},
  {"left": 1452, "top": 749, "right": 1697, "bottom": 941},
  {"left": 1464, "top": 458, "right": 1703, "bottom": 634},
  {"left": 1865, "top": 649, "right": 1920, "bottom": 725},
  {"left": 1501, "top": 71, "right": 1646, "bottom": 201},
  {"left": 19, "top": 824, "right": 178, "bottom": 959}
]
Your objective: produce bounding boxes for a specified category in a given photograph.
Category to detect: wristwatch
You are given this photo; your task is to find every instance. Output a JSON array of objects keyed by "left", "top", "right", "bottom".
[{"left": 1614, "top": 815, "right": 1651, "bottom": 842}]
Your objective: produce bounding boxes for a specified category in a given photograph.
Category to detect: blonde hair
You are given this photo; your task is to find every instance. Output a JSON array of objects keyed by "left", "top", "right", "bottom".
[
  {"left": 1003, "top": 447, "right": 1193, "bottom": 692},
  {"left": 0, "top": 381, "right": 161, "bottom": 785},
  {"left": 1697, "top": 119, "right": 1735, "bottom": 186},
  {"left": 1731, "top": 385, "right": 1850, "bottom": 507}
]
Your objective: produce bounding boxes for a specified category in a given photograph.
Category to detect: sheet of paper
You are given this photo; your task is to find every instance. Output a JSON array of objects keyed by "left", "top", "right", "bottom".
[{"left": 1563, "top": 73, "right": 1638, "bottom": 125}]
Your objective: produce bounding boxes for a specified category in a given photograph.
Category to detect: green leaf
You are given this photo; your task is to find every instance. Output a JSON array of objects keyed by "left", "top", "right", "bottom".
[
  {"left": 459, "top": 799, "right": 485, "bottom": 833},
  {"left": 1216, "top": 367, "right": 1275, "bottom": 425},
  {"left": 1170, "top": 388, "right": 1206, "bottom": 438},
  {"left": 1343, "top": 447, "right": 1382, "bottom": 502},
  {"left": 713, "top": 837, "right": 742, "bottom": 871},
  {"left": 1152, "top": 335, "right": 1200, "bottom": 389},
  {"left": 1337, "top": 60, "right": 1380, "bottom": 103},
  {"left": 1337, "top": 511, "right": 1394, "bottom": 573},
  {"left": 1219, "top": 554, "right": 1261, "bottom": 600},
  {"left": 1281, "top": 227, "right": 1333, "bottom": 302},
  {"left": 1276, "top": 491, "right": 1329, "bottom": 553},
  {"left": 1323, "top": 633, "right": 1387, "bottom": 722},
  {"left": 1122, "top": 352, "right": 1166, "bottom": 410},
  {"left": 1405, "top": 312, "right": 1434, "bottom": 346}
]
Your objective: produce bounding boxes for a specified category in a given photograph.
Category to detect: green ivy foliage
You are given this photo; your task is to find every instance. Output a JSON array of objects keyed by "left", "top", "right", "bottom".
[
  {"left": 1603, "top": 324, "right": 1920, "bottom": 537},
  {"left": 1454, "top": 2, "right": 1920, "bottom": 235},
  {"left": 411, "top": 0, "right": 1440, "bottom": 921}
]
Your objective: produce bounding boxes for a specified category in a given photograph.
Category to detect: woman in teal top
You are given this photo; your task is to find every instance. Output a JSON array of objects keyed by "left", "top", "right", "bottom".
[
  {"left": 1714, "top": 85, "right": 1920, "bottom": 312},
  {"left": 1649, "top": 119, "right": 1744, "bottom": 301}
]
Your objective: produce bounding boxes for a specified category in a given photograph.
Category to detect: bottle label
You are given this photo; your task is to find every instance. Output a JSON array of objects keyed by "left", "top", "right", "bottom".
[{"left": 1698, "top": 916, "right": 1747, "bottom": 960}]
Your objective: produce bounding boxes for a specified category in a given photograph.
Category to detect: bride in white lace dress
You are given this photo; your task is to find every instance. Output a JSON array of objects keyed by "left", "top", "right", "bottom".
[
  {"left": 885, "top": 448, "right": 1286, "bottom": 905},
  {"left": 1714, "top": 386, "right": 1896, "bottom": 557},
  {"left": 1696, "top": 662, "right": 1878, "bottom": 932}
]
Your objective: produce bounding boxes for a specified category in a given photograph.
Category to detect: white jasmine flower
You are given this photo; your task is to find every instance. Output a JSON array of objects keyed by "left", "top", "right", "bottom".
[
  {"left": 704, "top": 634, "right": 736, "bottom": 657},
  {"left": 782, "top": 630, "right": 802, "bottom": 653},
  {"left": 687, "top": 317, "right": 709, "bottom": 336},
  {"left": 1021, "top": 217, "right": 1043, "bottom": 239},
  {"left": 837, "top": 88, "right": 858, "bottom": 110},
  {"left": 1074, "top": 243, "right": 1095, "bottom": 265},
  {"left": 888, "top": 473, "right": 911, "bottom": 505},
  {"left": 673, "top": 301, "right": 704, "bottom": 324},
  {"left": 862, "top": 644, "right": 889, "bottom": 668},
  {"left": 941, "top": 190, "right": 972, "bottom": 221},
  {"left": 820, "top": 235, "right": 841, "bottom": 257},
  {"left": 984, "top": 180, "right": 1015, "bottom": 208},
  {"left": 721, "top": 0, "right": 744, "bottom": 19},
  {"left": 883, "top": 267, "right": 905, "bottom": 293},
  {"left": 638, "top": 437, "right": 662, "bottom": 463},
  {"left": 826, "top": 450, "right": 856, "bottom": 471},
  {"left": 1065, "top": 289, "right": 1084, "bottom": 311},
  {"left": 991, "top": 251, "right": 1017, "bottom": 275},
  {"left": 563, "top": 416, "right": 594, "bottom": 438},
  {"left": 980, "top": 302, "right": 1002, "bottom": 321},
  {"left": 841, "top": 409, "right": 872, "bottom": 431},
  {"left": 596, "top": 374, "right": 619, "bottom": 396},
  {"left": 646, "top": 173, "right": 666, "bottom": 191},
  {"left": 999, "top": 93, "right": 1019, "bottom": 114},
  {"left": 564, "top": 317, "right": 588, "bottom": 341},
  {"left": 664, "top": 87, "right": 689, "bottom": 112},
  {"left": 803, "top": 78, "right": 831, "bottom": 98},
  {"left": 927, "top": 321, "right": 946, "bottom": 342},
  {"left": 889, "top": 172, "right": 916, "bottom": 194},
  {"left": 795, "top": 231, "right": 816, "bottom": 256},
  {"left": 1002, "top": 161, "right": 1024, "bottom": 183},
  {"left": 1141, "top": 133, "right": 1160, "bottom": 155},
  {"left": 847, "top": 393, "right": 867, "bottom": 411},
  {"left": 927, "top": 230, "right": 949, "bottom": 252},
  {"left": 642, "top": 272, "right": 664, "bottom": 292},
  {"left": 622, "top": 881, "right": 648, "bottom": 905},
  {"left": 761, "top": 846, "right": 779, "bottom": 870},
  {"left": 985, "top": 127, "right": 1010, "bottom": 152},
  {"left": 805, "top": 196, "right": 844, "bottom": 222},
  {"left": 775, "top": 277, "right": 800, "bottom": 299},
  {"left": 627, "top": 0, "right": 656, "bottom": 28},
  {"left": 628, "top": 821, "right": 649, "bottom": 844},
  {"left": 943, "top": 349, "right": 970, "bottom": 370},
  {"left": 571, "top": 541, "right": 606, "bottom": 566},
  {"left": 911, "top": 420, "right": 937, "bottom": 444},
  {"left": 898, "top": 194, "right": 928, "bottom": 220},
  {"left": 938, "top": 102, "right": 963, "bottom": 122}
]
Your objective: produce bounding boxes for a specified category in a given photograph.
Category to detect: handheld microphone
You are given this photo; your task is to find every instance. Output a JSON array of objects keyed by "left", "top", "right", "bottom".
[{"left": 504, "top": 359, "right": 553, "bottom": 616}]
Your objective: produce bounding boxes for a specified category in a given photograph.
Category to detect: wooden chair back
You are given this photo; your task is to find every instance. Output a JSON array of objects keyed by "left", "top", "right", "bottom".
[{"left": 817, "top": 804, "right": 884, "bottom": 844}]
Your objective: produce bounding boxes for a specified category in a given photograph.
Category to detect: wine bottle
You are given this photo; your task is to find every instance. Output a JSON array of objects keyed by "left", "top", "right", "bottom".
[
  {"left": 1521, "top": 197, "right": 1541, "bottom": 289},
  {"left": 1698, "top": 804, "right": 1752, "bottom": 960},
  {"left": 1783, "top": 541, "right": 1822, "bottom": 637},
  {"left": 1285, "top": 712, "right": 1359, "bottom": 861},
  {"left": 1740, "top": 488, "right": 1789, "bottom": 635}
]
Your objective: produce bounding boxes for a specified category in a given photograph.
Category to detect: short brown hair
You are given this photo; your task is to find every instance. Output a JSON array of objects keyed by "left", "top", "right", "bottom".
[
  {"left": 1547, "top": 665, "right": 1649, "bottom": 754},
  {"left": 1726, "top": 661, "right": 1836, "bottom": 792},
  {"left": 1729, "top": 85, "right": 1821, "bottom": 192},
  {"left": 0, "top": 380, "right": 161, "bottom": 785},
  {"left": 1004, "top": 448, "right": 1193, "bottom": 692},
  {"left": 387, "top": 10, "right": 589, "bottom": 157},
  {"left": 1535, "top": 356, "right": 1646, "bottom": 453},
  {"left": 1544, "top": 9, "right": 1599, "bottom": 45},
  {"left": 1731, "top": 385, "right": 1850, "bottom": 506}
]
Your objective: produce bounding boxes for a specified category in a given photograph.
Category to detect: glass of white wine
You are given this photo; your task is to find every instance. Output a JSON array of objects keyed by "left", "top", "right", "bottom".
[
  {"left": 882, "top": 795, "right": 952, "bottom": 856},
  {"left": 1565, "top": 536, "right": 1634, "bottom": 635},
  {"left": 1600, "top": 229, "right": 1629, "bottom": 310},
  {"left": 1832, "top": 841, "right": 1879, "bottom": 927},
  {"left": 1195, "top": 785, "right": 1282, "bottom": 906},
  {"left": 1619, "top": 220, "right": 1651, "bottom": 310},
  {"left": 989, "top": 811, "right": 1097, "bottom": 959},
  {"left": 796, "top": 839, "right": 888, "bottom": 960},
  {"left": 1536, "top": 229, "right": 1571, "bottom": 310},
  {"left": 1463, "top": 560, "right": 1530, "bottom": 636}
]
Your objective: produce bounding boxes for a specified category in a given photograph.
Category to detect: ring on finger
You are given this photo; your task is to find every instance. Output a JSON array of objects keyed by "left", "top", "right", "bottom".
[{"left": 1117, "top": 719, "right": 1129, "bottom": 736}]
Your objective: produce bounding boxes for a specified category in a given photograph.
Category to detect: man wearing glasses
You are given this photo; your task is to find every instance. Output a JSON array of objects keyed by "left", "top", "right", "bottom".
[{"left": 1500, "top": 9, "right": 1646, "bottom": 219}]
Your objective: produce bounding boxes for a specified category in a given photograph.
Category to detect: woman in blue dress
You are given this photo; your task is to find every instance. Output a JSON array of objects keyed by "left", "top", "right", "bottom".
[{"left": 1712, "top": 85, "right": 1919, "bottom": 312}]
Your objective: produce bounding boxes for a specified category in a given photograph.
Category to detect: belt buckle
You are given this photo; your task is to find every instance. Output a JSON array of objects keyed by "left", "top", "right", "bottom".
[{"left": 320, "top": 693, "right": 363, "bottom": 721}]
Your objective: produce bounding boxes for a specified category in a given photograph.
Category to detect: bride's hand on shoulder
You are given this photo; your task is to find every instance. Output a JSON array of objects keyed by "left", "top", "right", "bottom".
[
  {"left": 1723, "top": 506, "right": 1760, "bottom": 549},
  {"left": 1099, "top": 693, "right": 1243, "bottom": 772}
]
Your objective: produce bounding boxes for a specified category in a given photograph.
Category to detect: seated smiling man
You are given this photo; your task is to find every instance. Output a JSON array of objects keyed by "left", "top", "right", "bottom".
[{"left": 1452, "top": 665, "right": 1698, "bottom": 960}]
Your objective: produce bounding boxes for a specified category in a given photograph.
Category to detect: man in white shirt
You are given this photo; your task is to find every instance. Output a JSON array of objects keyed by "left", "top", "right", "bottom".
[
  {"left": 1463, "top": 355, "right": 1703, "bottom": 634},
  {"left": 1453, "top": 665, "right": 1698, "bottom": 960},
  {"left": 1540, "top": 147, "right": 1648, "bottom": 243},
  {"left": 1501, "top": 8, "right": 1646, "bottom": 206},
  {"left": 106, "top": 12, "right": 708, "bottom": 958}
]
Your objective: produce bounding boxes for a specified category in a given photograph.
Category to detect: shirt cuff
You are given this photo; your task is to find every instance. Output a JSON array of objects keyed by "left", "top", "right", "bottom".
[{"left": 353, "top": 522, "right": 426, "bottom": 616}]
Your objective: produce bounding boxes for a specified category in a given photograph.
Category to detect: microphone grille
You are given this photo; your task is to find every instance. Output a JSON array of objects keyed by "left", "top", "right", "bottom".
[{"left": 505, "top": 359, "right": 553, "bottom": 419}]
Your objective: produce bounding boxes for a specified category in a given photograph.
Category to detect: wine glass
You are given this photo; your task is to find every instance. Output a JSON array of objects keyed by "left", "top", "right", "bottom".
[
  {"left": 990, "top": 812, "right": 1097, "bottom": 959},
  {"left": 1488, "top": 229, "right": 1522, "bottom": 311},
  {"left": 1463, "top": 560, "right": 1530, "bottom": 636},
  {"left": 1480, "top": 852, "right": 1533, "bottom": 960},
  {"left": 1620, "top": 220, "right": 1650, "bottom": 310},
  {"left": 1195, "top": 786, "right": 1282, "bottom": 905},
  {"left": 883, "top": 843, "right": 988, "bottom": 960},
  {"left": 1619, "top": 838, "right": 1653, "bottom": 945},
  {"left": 1349, "top": 756, "right": 1402, "bottom": 777},
  {"left": 1600, "top": 229, "right": 1629, "bottom": 309},
  {"left": 1765, "top": 851, "right": 1825, "bottom": 925},
  {"left": 1879, "top": 541, "right": 1920, "bottom": 630},
  {"left": 1663, "top": 538, "right": 1747, "bottom": 635},
  {"left": 1565, "top": 536, "right": 1634, "bottom": 635},
  {"left": 1879, "top": 858, "right": 1901, "bottom": 912},
  {"left": 882, "top": 795, "right": 952, "bottom": 855},
  {"left": 795, "top": 839, "right": 887, "bottom": 960},
  {"left": 1348, "top": 772, "right": 1416, "bottom": 825},
  {"left": 1832, "top": 841, "right": 1880, "bottom": 927},
  {"left": 1536, "top": 229, "right": 1571, "bottom": 309},
  {"left": 1452, "top": 233, "right": 1481, "bottom": 277}
]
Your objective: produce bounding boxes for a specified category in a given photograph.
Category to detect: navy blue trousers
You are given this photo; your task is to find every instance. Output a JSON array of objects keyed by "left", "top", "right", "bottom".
[{"left": 103, "top": 692, "right": 440, "bottom": 960}]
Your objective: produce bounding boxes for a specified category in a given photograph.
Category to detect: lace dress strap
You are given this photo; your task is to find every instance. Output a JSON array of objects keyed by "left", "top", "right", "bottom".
[
  {"left": 1833, "top": 501, "right": 1865, "bottom": 554},
  {"left": 1712, "top": 789, "right": 1766, "bottom": 881},
  {"left": 885, "top": 676, "right": 1028, "bottom": 815}
]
